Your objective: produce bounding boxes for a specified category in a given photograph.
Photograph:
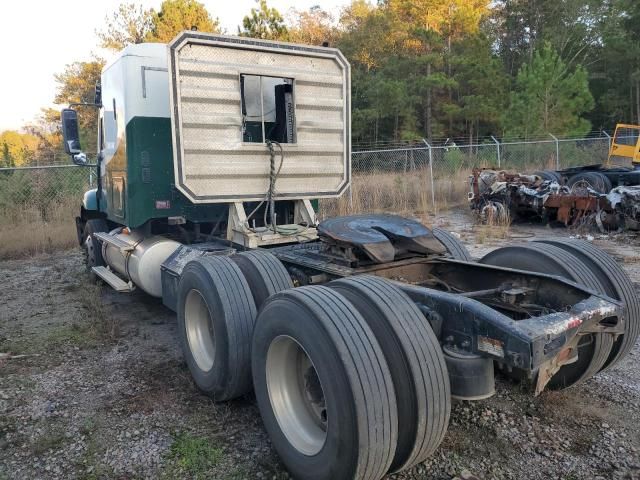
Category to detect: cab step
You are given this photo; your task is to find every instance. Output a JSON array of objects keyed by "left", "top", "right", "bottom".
[{"left": 91, "top": 266, "right": 134, "bottom": 292}]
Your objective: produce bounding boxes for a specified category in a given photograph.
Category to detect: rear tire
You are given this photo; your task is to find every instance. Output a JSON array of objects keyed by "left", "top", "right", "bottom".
[
  {"left": 521, "top": 243, "right": 614, "bottom": 388},
  {"left": 328, "top": 275, "right": 450, "bottom": 473},
  {"left": 252, "top": 286, "right": 398, "bottom": 480},
  {"left": 231, "top": 250, "right": 293, "bottom": 310},
  {"left": 567, "top": 172, "right": 612, "bottom": 194},
  {"left": 480, "top": 244, "right": 613, "bottom": 389},
  {"left": 432, "top": 227, "right": 473, "bottom": 261},
  {"left": 177, "top": 256, "right": 257, "bottom": 401},
  {"left": 534, "top": 238, "right": 640, "bottom": 371},
  {"left": 534, "top": 170, "right": 562, "bottom": 184}
]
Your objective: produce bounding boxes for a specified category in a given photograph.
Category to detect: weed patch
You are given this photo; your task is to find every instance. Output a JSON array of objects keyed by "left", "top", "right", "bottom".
[
  {"left": 474, "top": 206, "right": 512, "bottom": 244},
  {"left": 31, "top": 424, "right": 67, "bottom": 456},
  {"left": 1, "top": 320, "right": 111, "bottom": 356},
  {"left": 168, "top": 433, "right": 224, "bottom": 478},
  {"left": 77, "top": 283, "right": 120, "bottom": 341},
  {"left": 0, "top": 197, "right": 79, "bottom": 260}
]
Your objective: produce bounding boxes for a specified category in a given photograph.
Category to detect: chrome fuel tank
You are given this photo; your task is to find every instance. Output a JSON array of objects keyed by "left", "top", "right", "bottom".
[{"left": 102, "top": 231, "right": 180, "bottom": 297}]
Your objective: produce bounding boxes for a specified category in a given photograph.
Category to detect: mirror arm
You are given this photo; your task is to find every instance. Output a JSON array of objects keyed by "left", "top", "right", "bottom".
[
  {"left": 96, "top": 152, "right": 103, "bottom": 212},
  {"left": 68, "top": 102, "right": 102, "bottom": 109},
  {"left": 64, "top": 102, "right": 103, "bottom": 213}
]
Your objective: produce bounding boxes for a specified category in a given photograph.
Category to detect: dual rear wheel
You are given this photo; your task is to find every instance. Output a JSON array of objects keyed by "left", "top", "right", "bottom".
[
  {"left": 535, "top": 239, "right": 639, "bottom": 371},
  {"left": 174, "top": 237, "right": 634, "bottom": 477},
  {"left": 176, "top": 250, "right": 293, "bottom": 401},
  {"left": 253, "top": 286, "right": 398, "bottom": 479},
  {"left": 176, "top": 251, "right": 451, "bottom": 479},
  {"left": 567, "top": 171, "right": 612, "bottom": 194},
  {"left": 480, "top": 239, "right": 638, "bottom": 389}
]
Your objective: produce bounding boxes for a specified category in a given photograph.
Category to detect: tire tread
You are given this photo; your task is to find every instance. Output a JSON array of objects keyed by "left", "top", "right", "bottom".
[
  {"left": 329, "top": 275, "right": 450, "bottom": 472},
  {"left": 535, "top": 239, "right": 640, "bottom": 370},
  {"left": 179, "top": 255, "right": 257, "bottom": 401},
  {"left": 231, "top": 250, "right": 293, "bottom": 309},
  {"left": 432, "top": 228, "right": 473, "bottom": 261}
]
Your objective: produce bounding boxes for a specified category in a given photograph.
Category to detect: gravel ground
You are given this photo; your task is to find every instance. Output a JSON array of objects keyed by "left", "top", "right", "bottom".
[{"left": 1, "top": 215, "right": 639, "bottom": 480}]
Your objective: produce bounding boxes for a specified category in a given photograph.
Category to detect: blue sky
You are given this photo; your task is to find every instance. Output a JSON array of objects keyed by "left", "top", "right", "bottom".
[{"left": 0, "top": 0, "right": 350, "bottom": 132}]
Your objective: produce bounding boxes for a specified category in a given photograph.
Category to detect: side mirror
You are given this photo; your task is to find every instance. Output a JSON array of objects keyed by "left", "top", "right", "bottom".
[
  {"left": 72, "top": 152, "right": 88, "bottom": 166},
  {"left": 61, "top": 108, "right": 82, "bottom": 155},
  {"left": 94, "top": 83, "right": 102, "bottom": 107}
]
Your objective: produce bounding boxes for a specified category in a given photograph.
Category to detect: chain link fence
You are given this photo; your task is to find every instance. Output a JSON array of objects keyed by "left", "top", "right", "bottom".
[
  {"left": 0, "top": 165, "right": 96, "bottom": 258},
  {"left": 0, "top": 133, "right": 616, "bottom": 255},
  {"left": 336, "top": 134, "right": 614, "bottom": 218},
  {"left": 0, "top": 164, "right": 95, "bottom": 218}
]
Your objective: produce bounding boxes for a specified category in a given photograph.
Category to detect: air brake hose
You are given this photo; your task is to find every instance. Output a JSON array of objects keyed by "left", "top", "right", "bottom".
[
  {"left": 265, "top": 140, "right": 284, "bottom": 233},
  {"left": 244, "top": 141, "right": 285, "bottom": 234}
]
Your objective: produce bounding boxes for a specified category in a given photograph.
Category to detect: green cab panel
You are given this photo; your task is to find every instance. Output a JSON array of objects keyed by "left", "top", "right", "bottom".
[
  {"left": 92, "top": 116, "right": 317, "bottom": 228},
  {"left": 101, "top": 116, "right": 227, "bottom": 228}
]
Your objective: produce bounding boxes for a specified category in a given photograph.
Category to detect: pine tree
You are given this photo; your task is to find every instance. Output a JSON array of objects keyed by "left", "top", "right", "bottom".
[
  {"left": 504, "top": 43, "right": 594, "bottom": 138},
  {"left": 147, "top": 0, "right": 220, "bottom": 43},
  {"left": 239, "top": 0, "right": 288, "bottom": 41}
]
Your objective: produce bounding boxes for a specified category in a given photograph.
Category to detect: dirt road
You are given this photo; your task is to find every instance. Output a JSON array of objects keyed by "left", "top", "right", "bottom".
[{"left": 1, "top": 218, "right": 639, "bottom": 480}]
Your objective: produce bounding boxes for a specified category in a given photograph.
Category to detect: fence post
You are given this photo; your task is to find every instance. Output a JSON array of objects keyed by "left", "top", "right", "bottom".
[
  {"left": 490, "top": 135, "right": 501, "bottom": 168},
  {"left": 348, "top": 155, "right": 353, "bottom": 210},
  {"left": 602, "top": 130, "right": 612, "bottom": 153},
  {"left": 549, "top": 133, "right": 560, "bottom": 169},
  {"left": 422, "top": 139, "right": 435, "bottom": 212}
]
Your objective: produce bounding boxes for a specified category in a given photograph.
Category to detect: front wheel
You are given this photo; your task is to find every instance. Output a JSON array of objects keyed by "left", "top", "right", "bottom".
[{"left": 83, "top": 218, "right": 108, "bottom": 269}]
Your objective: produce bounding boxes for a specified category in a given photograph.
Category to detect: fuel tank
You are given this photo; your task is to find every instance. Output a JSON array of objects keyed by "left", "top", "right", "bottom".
[{"left": 102, "top": 230, "right": 180, "bottom": 297}]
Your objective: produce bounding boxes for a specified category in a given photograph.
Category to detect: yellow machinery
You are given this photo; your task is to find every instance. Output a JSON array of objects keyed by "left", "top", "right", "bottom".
[
  {"left": 607, "top": 123, "right": 640, "bottom": 167},
  {"left": 538, "top": 123, "right": 640, "bottom": 193}
]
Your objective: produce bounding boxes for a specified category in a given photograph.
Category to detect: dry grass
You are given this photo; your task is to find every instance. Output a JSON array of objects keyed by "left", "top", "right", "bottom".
[
  {"left": 319, "top": 168, "right": 472, "bottom": 220},
  {"left": 474, "top": 205, "right": 512, "bottom": 244},
  {"left": 78, "top": 282, "right": 121, "bottom": 342},
  {"left": 0, "top": 197, "right": 78, "bottom": 260},
  {"left": 0, "top": 168, "right": 474, "bottom": 259}
]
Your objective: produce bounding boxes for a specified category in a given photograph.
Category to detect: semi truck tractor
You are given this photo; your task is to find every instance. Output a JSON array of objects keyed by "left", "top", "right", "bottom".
[{"left": 61, "top": 32, "right": 638, "bottom": 480}]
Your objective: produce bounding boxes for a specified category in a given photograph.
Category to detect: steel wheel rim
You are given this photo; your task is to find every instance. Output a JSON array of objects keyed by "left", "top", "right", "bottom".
[
  {"left": 85, "top": 235, "right": 96, "bottom": 266},
  {"left": 185, "top": 289, "right": 216, "bottom": 372},
  {"left": 571, "top": 179, "right": 595, "bottom": 194},
  {"left": 266, "top": 335, "right": 327, "bottom": 456}
]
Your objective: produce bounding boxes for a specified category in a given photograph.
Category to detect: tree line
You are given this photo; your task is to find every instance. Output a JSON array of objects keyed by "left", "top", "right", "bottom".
[{"left": 2, "top": 0, "right": 639, "bottom": 167}]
